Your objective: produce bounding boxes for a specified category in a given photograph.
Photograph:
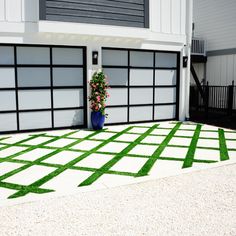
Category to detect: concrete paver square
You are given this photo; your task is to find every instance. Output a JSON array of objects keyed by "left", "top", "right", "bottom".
[
  {"left": 169, "top": 137, "right": 192, "bottom": 146},
  {"left": 72, "top": 140, "right": 102, "bottom": 151},
  {"left": 179, "top": 124, "right": 197, "bottom": 130},
  {"left": 0, "top": 188, "right": 16, "bottom": 200},
  {"left": 110, "top": 156, "right": 147, "bottom": 173},
  {"left": 23, "top": 137, "right": 53, "bottom": 146},
  {"left": 151, "top": 129, "right": 171, "bottom": 135},
  {"left": 91, "top": 132, "right": 116, "bottom": 140},
  {"left": 199, "top": 131, "right": 219, "bottom": 138},
  {"left": 4, "top": 165, "right": 56, "bottom": 185},
  {"left": 98, "top": 142, "right": 129, "bottom": 153},
  {"left": 0, "top": 162, "right": 24, "bottom": 176},
  {"left": 128, "top": 127, "right": 149, "bottom": 134},
  {"left": 115, "top": 134, "right": 140, "bottom": 142},
  {"left": 41, "top": 169, "right": 93, "bottom": 192},
  {"left": 224, "top": 132, "right": 236, "bottom": 140},
  {"left": 75, "top": 153, "right": 114, "bottom": 169},
  {"left": 226, "top": 140, "right": 236, "bottom": 149},
  {"left": 14, "top": 148, "right": 53, "bottom": 162},
  {"left": 42, "top": 151, "right": 83, "bottom": 165},
  {"left": 68, "top": 130, "right": 95, "bottom": 139},
  {"left": 129, "top": 144, "right": 158, "bottom": 156},
  {"left": 194, "top": 148, "right": 220, "bottom": 161},
  {"left": 175, "top": 130, "right": 195, "bottom": 137},
  {"left": 141, "top": 135, "right": 165, "bottom": 144},
  {"left": 197, "top": 139, "right": 220, "bottom": 148},
  {"left": 45, "top": 138, "right": 76, "bottom": 148},
  {"left": 149, "top": 159, "right": 183, "bottom": 177},
  {"left": 161, "top": 147, "right": 188, "bottom": 159},
  {"left": 0, "top": 147, "right": 26, "bottom": 159}
]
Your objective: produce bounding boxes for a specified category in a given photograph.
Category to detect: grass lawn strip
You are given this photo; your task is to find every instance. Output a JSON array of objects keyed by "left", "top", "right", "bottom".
[
  {"left": 182, "top": 124, "right": 202, "bottom": 168},
  {"left": 6, "top": 127, "right": 133, "bottom": 199},
  {"left": 78, "top": 124, "right": 159, "bottom": 187},
  {"left": 218, "top": 129, "right": 230, "bottom": 161},
  {"left": 135, "top": 123, "right": 181, "bottom": 177}
]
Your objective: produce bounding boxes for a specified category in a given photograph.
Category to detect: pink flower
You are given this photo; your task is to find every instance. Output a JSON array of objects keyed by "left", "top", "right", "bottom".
[{"left": 97, "top": 96, "right": 101, "bottom": 102}]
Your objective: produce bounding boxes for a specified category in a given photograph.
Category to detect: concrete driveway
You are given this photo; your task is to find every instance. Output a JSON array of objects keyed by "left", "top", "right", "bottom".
[{"left": 0, "top": 121, "right": 236, "bottom": 204}]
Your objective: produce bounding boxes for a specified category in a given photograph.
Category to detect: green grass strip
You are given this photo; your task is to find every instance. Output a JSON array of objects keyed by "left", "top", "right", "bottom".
[
  {"left": 78, "top": 124, "right": 160, "bottom": 187},
  {"left": 182, "top": 124, "right": 202, "bottom": 168},
  {"left": 218, "top": 129, "right": 229, "bottom": 161},
  {"left": 135, "top": 122, "right": 181, "bottom": 177},
  {"left": 7, "top": 127, "right": 132, "bottom": 199},
  {"left": 0, "top": 181, "right": 54, "bottom": 194}
]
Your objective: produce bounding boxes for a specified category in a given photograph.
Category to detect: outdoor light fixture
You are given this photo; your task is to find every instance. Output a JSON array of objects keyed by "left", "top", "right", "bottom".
[
  {"left": 183, "top": 56, "right": 188, "bottom": 68},
  {"left": 92, "top": 51, "right": 98, "bottom": 65}
]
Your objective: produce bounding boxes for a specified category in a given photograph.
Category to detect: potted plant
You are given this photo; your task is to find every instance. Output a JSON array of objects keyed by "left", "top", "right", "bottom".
[{"left": 89, "top": 70, "right": 110, "bottom": 130}]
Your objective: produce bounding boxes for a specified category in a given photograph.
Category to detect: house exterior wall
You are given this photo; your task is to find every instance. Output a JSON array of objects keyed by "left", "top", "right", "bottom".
[
  {"left": 193, "top": 0, "right": 236, "bottom": 51},
  {"left": 0, "top": 0, "right": 192, "bottom": 128},
  {"left": 193, "top": 0, "right": 236, "bottom": 86}
]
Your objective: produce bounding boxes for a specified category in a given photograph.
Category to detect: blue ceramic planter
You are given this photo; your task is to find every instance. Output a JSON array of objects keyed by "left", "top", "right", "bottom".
[{"left": 91, "top": 111, "right": 105, "bottom": 130}]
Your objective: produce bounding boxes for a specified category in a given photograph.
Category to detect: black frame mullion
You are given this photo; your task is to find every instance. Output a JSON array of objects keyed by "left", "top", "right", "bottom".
[
  {"left": 50, "top": 47, "right": 54, "bottom": 128},
  {"left": 14, "top": 46, "right": 20, "bottom": 131},
  {"left": 152, "top": 51, "right": 156, "bottom": 120},
  {"left": 127, "top": 50, "right": 130, "bottom": 123}
]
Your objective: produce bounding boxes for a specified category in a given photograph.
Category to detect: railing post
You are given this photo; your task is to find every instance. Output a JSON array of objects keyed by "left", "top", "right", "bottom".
[
  {"left": 227, "top": 80, "right": 234, "bottom": 116},
  {"left": 205, "top": 82, "right": 209, "bottom": 119}
]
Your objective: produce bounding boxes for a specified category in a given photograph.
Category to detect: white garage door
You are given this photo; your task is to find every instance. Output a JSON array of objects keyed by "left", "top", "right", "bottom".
[
  {"left": 102, "top": 48, "right": 179, "bottom": 125},
  {"left": 0, "top": 44, "right": 87, "bottom": 133}
]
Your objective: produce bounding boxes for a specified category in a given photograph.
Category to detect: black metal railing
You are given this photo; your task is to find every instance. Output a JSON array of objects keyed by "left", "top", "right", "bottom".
[{"left": 190, "top": 81, "right": 235, "bottom": 118}]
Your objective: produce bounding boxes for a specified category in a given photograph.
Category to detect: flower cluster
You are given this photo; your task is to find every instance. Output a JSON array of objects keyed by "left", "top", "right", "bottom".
[{"left": 89, "top": 70, "right": 110, "bottom": 115}]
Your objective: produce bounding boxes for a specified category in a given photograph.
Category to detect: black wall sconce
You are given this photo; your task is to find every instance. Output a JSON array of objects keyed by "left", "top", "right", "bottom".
[
  {"left": 183, "top": 56, "right": 188, "bottom": 68},
  {"left": 92, "top": 51, "right": 98, "bottom": 65}
]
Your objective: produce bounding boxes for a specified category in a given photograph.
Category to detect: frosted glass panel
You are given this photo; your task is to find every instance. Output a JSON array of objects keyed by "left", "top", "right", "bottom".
[
  {"left": 102, "top": 50, "right": 128, "bottom": 66},
  {"left": 155, "top": 53, "right": 177, "bottom": 67},
  {"left": 53, "top": 68, "right": 83, "bottom": 86},
  {"left": 155, "top": 88, "right": 176, "bottom": 104},
  {"left": 19, "top": 112, "right": 51, "bottom": 130},
  {"left": 52, "top": 48, "right": 83, "bottom": 65},
  {"left": 0, "top": 91, "right": 16, "bottom": 111},
  {"left": 0, "top": 46, "right": 14, "bottom": 64},
  {"left": 18, "top": 68, "right": 50, "bottom": 87},
  {"left": 105, "top": 107, "right": 128, "bottom": 123},
  {"left": 54, "top": 109, "right": 84, "bottom": 127},
  {"left": 154, "top": 105, "right": 176, "bottom": 120},
  {"left": 17, "top": 47, "right": 50, "bottom": 64},
  {"left": 130, "top": 51, "right": 153, "bottom": 67},
  {"left": 107, "top": 88, "right": 128, "bottom": 106},
  {"left": 129, "top": 106, "right": 153, "bottom": 122},
  {"left": 130, "top": 69, "right": 153, "bottom": 86},
  {"left": 130, "top": 88, "right": 153, "bottom": 105},
  {"left": 0, "top": 68, "right": 15, "bottom": 88},
  {"left": 103, "top": 68, "right": 128, "bottom": 86},
  {"left": 0, "top": 113, "right": 17, "bottom": 132},
  {"left": 53, "top": 89, "right": 83, "bottom": 108},
  {"left": 18, "top": 90, "right": 51, "bottom": 109},
  {"left": 155, "top": 70, "right": 176, "bottom": 85}
]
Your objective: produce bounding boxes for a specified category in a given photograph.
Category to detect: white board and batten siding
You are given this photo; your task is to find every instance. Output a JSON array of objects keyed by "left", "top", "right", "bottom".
[
  {"left": 193, "top": 0, "right": 236, "bottom": 86},
  {"left": 0, "top": 0, "right": 188, "bottom": 39},
  {"left": 0, "top": 0, "right": 38, "bottom": 22},
  {"left": 193, "top": 0, "right": 236, "bottom": 51}
]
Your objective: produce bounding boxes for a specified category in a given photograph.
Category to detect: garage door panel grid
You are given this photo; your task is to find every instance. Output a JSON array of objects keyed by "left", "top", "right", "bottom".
[
  {"left": 103, "top": 48, "right": 180, "bottom": 125},
  {"left": 0, "top": 44, "right": 87, "bottom": 133}
]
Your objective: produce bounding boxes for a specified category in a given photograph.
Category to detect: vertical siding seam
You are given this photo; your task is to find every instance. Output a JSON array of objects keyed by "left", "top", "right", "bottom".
[{"left": 160, "top": 0, "right": 162, "bottom": 32}]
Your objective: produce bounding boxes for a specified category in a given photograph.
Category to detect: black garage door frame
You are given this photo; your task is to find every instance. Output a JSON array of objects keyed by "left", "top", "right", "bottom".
[
  {"left": 102, "top": 47, "right": 180, "bottom": 125},
  {"left": 0, "top": 43, "right": 87, "bottom": 134}
]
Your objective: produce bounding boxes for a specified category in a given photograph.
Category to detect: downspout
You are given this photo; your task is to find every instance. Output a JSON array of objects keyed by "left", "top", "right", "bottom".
[{"left": 185, "top": 0, "right": 193, "bottom": 120}]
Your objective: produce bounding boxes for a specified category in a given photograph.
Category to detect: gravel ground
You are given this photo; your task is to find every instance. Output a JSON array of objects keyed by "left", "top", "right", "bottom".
[{"left": 0, "top": 164, "right": 236, "bottom": 236}]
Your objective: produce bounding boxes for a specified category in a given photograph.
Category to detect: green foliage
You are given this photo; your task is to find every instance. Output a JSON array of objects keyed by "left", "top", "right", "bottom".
[{"left": 89, "top": 70, "right": 110, "bottom": 115}]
